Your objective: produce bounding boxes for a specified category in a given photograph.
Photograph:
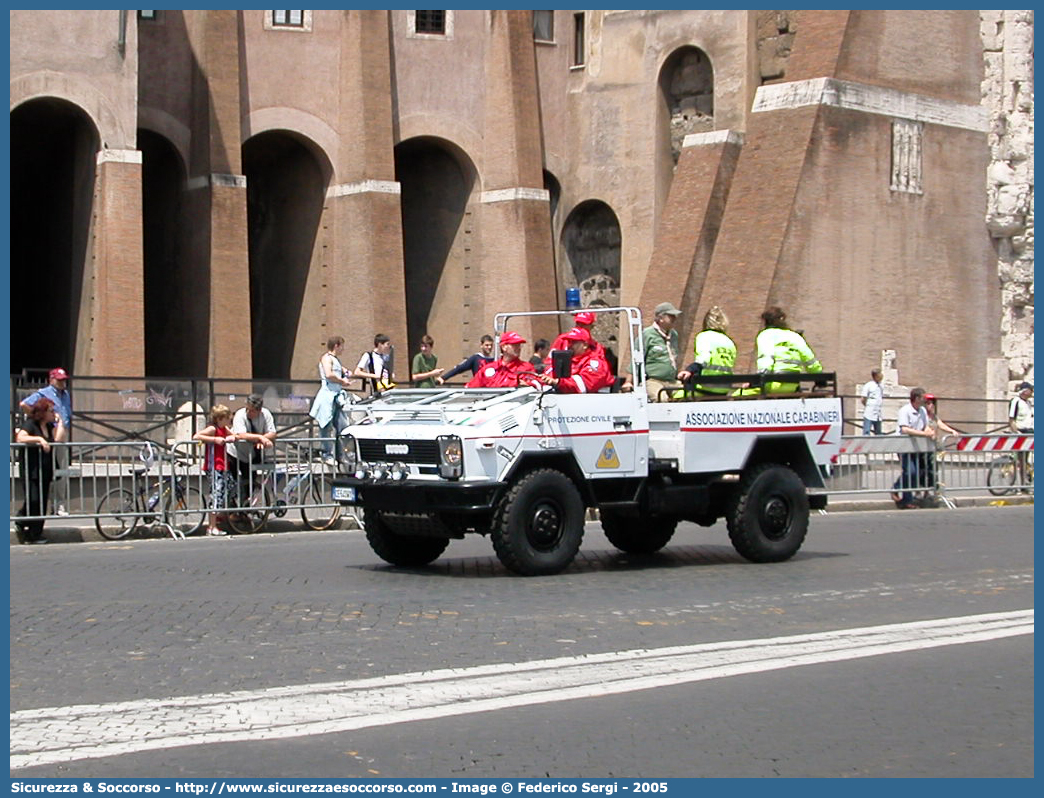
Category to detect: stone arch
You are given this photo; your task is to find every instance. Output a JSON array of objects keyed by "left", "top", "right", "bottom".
[
  {"left": 242, "top": 129, "right": 332, "bottom": 379},
  {"left": 243, "top": 107, "right": 337, "bottom": 185},
  {"left": 394, "top": 135, "right": 479, "bottom": 361},
  {"left": 10, "top": 97, "right": 100, "bottom": 374},
  {"left": 560, "top": 200, "right": 621, "bottom": 293},
  {"left": 138, "top": 106, "right": 192, "bottom": 172},
  {"left": 560, "top": 200, "right": 623, "bottom": 366},
  {"left": 139, "top": 128, "right": 204, "bottom": 377},
  {"left": 658, "top": 46, "right": 715, "bottom": 167},
  {"left": 10, "top": 71, "right": 131, "bottom": 149}
]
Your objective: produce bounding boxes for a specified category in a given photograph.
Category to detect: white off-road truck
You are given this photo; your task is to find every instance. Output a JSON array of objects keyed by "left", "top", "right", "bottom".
[{"left": 333, "top": 308, "right": 842, "bottom": 575}]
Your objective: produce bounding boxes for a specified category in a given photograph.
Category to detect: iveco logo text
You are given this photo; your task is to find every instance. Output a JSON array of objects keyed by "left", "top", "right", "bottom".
[{"left": 385, "top": 444, "right": 410, "bottom": 455}]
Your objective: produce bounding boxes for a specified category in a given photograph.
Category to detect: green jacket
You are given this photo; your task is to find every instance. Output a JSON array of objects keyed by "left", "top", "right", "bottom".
[{"left": 642, "top": 324, "right": 680, "bottom": 381}]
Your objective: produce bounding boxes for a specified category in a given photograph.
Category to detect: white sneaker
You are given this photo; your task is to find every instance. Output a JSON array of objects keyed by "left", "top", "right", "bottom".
[
  {"left": 206, "top": 528, "right": 228, "bottom": 536},
  {"left": 56, "top": 504, "right": 69, "bottom": 517}
]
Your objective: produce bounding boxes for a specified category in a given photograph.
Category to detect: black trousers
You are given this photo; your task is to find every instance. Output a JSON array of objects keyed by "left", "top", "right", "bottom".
[{"left": 17, "top": 471, "right": 52, "bottom": 542}]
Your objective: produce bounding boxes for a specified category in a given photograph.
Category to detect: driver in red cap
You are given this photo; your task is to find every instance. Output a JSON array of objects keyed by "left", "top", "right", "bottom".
[
  {"left": 539, "top": 327, "right": 614, "bottom": 394},
  {"left": 466, "top": 331, "right": 536, "bottom": 388}
]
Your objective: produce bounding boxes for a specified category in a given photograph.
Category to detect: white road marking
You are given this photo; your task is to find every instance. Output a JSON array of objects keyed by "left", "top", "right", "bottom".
[{"left": 10, "top": 610, "right": 1032, "bottom": 770}]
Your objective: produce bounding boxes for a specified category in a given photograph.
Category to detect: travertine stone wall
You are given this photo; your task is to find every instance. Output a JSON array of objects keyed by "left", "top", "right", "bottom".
[{"left": 981, "top": 10, "right": 1034, "bottom": 387}]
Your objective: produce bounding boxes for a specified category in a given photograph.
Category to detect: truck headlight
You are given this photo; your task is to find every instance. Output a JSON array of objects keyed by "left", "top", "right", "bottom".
[
  {"left": 339, "top": 433, "right": 359, "bottom": 471},
  {"left": 436, "top": 435, "right": 463, "bottom": 480},
  {"left": 390, "top": 461, "right": 409, "bottom": 482}
]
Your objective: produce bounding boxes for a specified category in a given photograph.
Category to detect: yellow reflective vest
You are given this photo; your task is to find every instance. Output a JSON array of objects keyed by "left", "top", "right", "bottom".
[
  {"left": 692, "top": 330, "right": 736, "bottom": 394},
  {"left": 755, "top": 327, "right": 822, "bottom": 393}
]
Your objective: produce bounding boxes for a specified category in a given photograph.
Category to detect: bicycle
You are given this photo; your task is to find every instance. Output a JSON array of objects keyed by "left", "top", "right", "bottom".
[
  {"left": 95, "top": 444, "right": 206, "bottom": 540},
  {"left": 987, "top": 449, "right": 1034, "bottom": 496},
  {"left": 271, "top": 458, "right": 342, "bottom": 531},
  {"left": 228, "top": 461, "right": 276, "bottom": 534}
]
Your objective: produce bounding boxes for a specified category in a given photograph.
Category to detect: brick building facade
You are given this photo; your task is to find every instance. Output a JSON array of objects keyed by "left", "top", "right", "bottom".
[{"left": 9, "top": 10, "right": 1030, "bottom": 401}]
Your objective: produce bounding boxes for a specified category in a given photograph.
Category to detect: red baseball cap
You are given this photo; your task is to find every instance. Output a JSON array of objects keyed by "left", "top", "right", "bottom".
[
  {"left": 49, "top": 368, "right": 69, "bottom": 380},
  {"left": 561, "top": 327, "right": 592, "bottom": 344},
  {"left": 500, "top": 331, "right": 526, "bottom": 345},
  {"left": 924, "top": 393, "right": 936, "bottom": 401},
  {"left": 573, "top": 311, "right": 596, "bottom": 326}
]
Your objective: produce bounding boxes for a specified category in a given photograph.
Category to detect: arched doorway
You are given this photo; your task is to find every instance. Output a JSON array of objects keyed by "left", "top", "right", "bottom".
[
  {"left": 655, "top": 46, "right": 715, "bottom": 215},
  {"left": 560, "top": 200, "right": 622, "bottom": 361},
  {"left": 139, "top": 129, "right": 203, "bottom": 377},
  {"left": 394, "top": 137, "right": 477, "bottom": 362},
  {"left": 659, "top": 46, "right": 715, "bottom": 166},
  {"left": 242, "top": 131, "right": 330, "bottom": 380},
  {"left": 10, "top": 98, "right": 99, "bottom": 375}
]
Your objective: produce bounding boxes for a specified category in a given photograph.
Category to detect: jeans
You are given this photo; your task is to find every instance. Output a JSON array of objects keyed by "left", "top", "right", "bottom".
[
  {"left": 862, "top": 417, "right": 882, "bottom": 435},
  {"left": 892, "top": 453, "right": 927, "bottom": 505}
]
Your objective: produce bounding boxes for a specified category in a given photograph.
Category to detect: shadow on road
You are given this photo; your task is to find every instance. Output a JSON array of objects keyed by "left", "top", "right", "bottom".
[{"left": 355, "top": 544, "right": 849, "bottom": 579}]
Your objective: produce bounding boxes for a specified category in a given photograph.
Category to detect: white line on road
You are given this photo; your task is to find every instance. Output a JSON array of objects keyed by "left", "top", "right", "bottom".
[{"left": 10, "top": 609, "right": 1033, "bottom": 770}]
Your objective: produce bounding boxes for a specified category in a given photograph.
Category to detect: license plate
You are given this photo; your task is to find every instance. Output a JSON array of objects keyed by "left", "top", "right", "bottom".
[{"left": 332, "top": 486, "right": 357, "bottom": 503}]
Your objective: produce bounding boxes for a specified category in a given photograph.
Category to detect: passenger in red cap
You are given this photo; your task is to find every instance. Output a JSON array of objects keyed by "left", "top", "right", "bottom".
[
  {"left": 539, "top": 327, "right": 614, "bottom": 394},
  {"left": 549, "top": 309, "right": 611, "bottom": 376},
  {"left": 551, "top": 310, "right": 597, "bottom": 353},
  {"left": 466, "top": 331, "right": 537, "bottom": 388}
]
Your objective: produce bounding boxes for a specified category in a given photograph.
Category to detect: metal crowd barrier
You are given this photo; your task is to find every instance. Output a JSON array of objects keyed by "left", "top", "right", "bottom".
[
  {"left": 817, "top": 433, "right": 1034, "bottom": 507},
  {"left": 9, "top": 437, "right": 351, "bottom": 540}
]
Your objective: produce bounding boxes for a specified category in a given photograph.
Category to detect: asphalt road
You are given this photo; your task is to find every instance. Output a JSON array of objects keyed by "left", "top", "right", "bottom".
[{"left": 9, "top": 505, "right": 1034, "bottom": 778}]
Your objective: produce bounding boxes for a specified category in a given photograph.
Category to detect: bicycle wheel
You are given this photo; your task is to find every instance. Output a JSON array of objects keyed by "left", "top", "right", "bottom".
[
  {"left": 166, "top": 483, "right": 207, "bottom": 536},
  {"left": 301, "top": 475, "right": 342, "bottom": 531},
  {"left": 94, "top": 488, "right": 141, "bottom": 540},
  {"left": 987, "top": 454, "right": 1017, "bottom": 496},
  {"left": 229, "top": 483, "right": 273, "bottom": 534}
]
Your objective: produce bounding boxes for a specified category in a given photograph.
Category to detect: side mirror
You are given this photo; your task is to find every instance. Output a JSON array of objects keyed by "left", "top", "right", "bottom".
[{"left": 552, "top": 350, "right": 573, "bottom": 379}]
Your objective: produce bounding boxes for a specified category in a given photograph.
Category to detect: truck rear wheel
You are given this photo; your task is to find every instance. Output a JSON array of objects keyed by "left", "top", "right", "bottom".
[
  {"left": 726, "top": 464, "right": 809, "bottom": 562},
  {"left": 491, "top": 469, "right": 585, "bottom": 576},
  {"left": 364, "top": 509, "right": 449, "bottom": 567},
  {"left": 601, "top": 512, "right": 676, "bottom": 554}
]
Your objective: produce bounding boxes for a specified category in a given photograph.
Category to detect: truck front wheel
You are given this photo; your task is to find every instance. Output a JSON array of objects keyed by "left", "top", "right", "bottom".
[
  {"left": 601, "top": 512, "right": 676, "bottom": 554},
  {"left": 491, "top": 469, "right": 585, "bottom": 576},
  {"left": 726, "top": 464, "right": 809, "bottom": 562},
  {"left": 364, "top": 509, "right": 449, "bottom": 567}
]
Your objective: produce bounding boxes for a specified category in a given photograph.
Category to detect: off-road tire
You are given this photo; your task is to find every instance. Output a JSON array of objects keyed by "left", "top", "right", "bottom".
[
  {"left": 601, "top": 512, "right": 676, "bottom": 554},
  {"left": 491, "top": 469, "right": 585, "bottom": 576},
  {"left": 364, "top": 509, "right": 449, "bottom": 567},
  {"left": 726, "top": 463, "right": 809, "bottom": 562}
]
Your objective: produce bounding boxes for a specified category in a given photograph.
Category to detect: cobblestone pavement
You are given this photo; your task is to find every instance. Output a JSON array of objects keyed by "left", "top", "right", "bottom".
[{"left": 9, "top": 506, "right": 1034, "bottom": 777}]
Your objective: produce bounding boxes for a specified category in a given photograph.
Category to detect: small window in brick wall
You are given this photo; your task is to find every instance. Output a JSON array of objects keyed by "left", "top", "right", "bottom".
[
  {"left": 272, "top": 10, "right": 305, "bottom": 28},
  {"left": 415, "top": 10, "right": 446, "bottom": 34},
  {"left": 533, "top": 10, "right": 554, "bottom": 42},
  {"left": 890, "top": 119, "right": 923, "bottom": 195}
]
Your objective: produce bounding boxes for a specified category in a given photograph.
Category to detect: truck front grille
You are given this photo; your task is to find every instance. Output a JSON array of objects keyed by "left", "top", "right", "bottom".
[{"left": 358, "top": 439, "right": 441, "bottom": 466}]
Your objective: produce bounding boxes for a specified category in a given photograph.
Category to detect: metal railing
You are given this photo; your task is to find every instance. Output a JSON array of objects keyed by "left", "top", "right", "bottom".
[
  {"left": 10, "top": 437, "right": 353, "bottom": 540},
  {"left": 816, "top": 432, "right": 1034, "bottom": 507}
]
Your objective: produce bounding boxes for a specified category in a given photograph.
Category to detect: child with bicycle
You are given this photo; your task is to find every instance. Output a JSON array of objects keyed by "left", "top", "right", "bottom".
[{"left": 193, "top": 404, "right": 237, "bottom": 536}]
